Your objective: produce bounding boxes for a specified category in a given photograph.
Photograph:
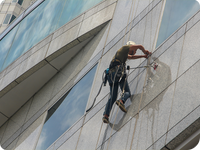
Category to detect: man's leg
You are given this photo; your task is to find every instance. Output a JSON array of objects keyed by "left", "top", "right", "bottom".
[
  {"left": 116, "top": 78, "right": 131, "bottom": 113},
  {"left": 120, "top": 79, "right": 131, "bottom": 103},
  {"left": 103, "top": 82, "right": 118, "bottom": 123}
]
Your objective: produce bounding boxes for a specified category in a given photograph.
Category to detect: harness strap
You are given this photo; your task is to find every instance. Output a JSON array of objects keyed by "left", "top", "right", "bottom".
[{"left": 109, "top": 58, "right": 122, "bottom": 69}]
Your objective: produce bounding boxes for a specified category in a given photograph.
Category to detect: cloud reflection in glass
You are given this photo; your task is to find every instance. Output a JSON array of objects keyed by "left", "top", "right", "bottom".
[
  {"left": 0, "top": 0, "right": 103, "bottom": 71},
  {"left": 35, "top": 65, "right": 97, "bottom": 150}
]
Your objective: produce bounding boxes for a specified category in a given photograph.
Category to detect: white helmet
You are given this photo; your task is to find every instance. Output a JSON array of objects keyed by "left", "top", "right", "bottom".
[{"left": 126, "top": 41, "right": 136, "bottom": 45}]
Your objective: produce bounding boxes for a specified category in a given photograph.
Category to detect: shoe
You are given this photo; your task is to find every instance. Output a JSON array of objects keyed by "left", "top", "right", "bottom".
[
  {"left": 102, "top": 116, "right": 109, "bottom": 124},
  {"left": 116, "top": 100, "right": 127, "bottom": 113}
]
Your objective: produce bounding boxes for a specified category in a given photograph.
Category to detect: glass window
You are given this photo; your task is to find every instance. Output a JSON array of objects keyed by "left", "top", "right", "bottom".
[
  {"left": 18, "top": 0, "right": 23, "bottom": 5},
  {"left": 0, "top": 0, "right": 103, "bottom": 72},
  {"left": 0, "top": 24, "right": 19, "bottom": 71},
  {"left": 3, "top": 14, "right": 11, "bottom": 24},
  {"left": 57, "top": 0, "right": 103, "bottom": 30},
  {"left": 12, "top": 0, "right": 23, "bottom": 5},
  {"left": 2, "top": 0, "right": 57, "bottom": 70},
  {"left": 156, "top": 0, "right": 200, "bottom": 47},
  {"left": 9, "top": 15, "right": 16, "bottom": 24},
  {"left": 35, "top": 65, "right": 97, "bottom": 150}
]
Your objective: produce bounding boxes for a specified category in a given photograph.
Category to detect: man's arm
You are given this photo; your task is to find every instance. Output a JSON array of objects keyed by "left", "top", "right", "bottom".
[
  {"left": 128, "top": 54, "right": 148, "bottom": 59},
  {"left": 134, "top": 44, "right": 150, "bottom": 55},
  {"left": 128, "top": 44, "right": 151, "bottom": 59}
]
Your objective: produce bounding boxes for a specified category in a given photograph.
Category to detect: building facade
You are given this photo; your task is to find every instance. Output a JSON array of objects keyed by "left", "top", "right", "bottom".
[
  {"left": 0, "top": 0, "right": 36, "bottom": 34},
  {"left": 0, "top": 0, "right": 200, "bottom": 149}
]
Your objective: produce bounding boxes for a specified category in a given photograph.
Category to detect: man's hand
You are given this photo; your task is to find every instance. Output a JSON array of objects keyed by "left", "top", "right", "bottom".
[
  {"left": 144, "top": 54, "right": 148, "bottom": 58},
  {"left": 144, "top": 50, "right": 152, "bottom": 57}
]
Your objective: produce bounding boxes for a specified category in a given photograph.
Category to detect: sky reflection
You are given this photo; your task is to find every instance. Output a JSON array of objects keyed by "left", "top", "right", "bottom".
[
  {"left": 36, "top": 65, "right": 97, "bottom": 150},
  {"left": 0, "top": 0, "right": 103, "bottom": 72},
  {"left": 156, "top": 0, "right": 200, "bottom": 47},
  {"left": 0, "top": 23, "right": 19, "bottom": 70}
]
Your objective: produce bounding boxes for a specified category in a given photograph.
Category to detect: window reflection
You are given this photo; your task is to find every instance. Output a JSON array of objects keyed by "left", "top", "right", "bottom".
[
  {"left": 9, "top": 15, "right": 16, "bottom": 24},
  {"left": 57, "top": 0, "right": 103, "bottom": 28},
  {"left": 35, "top": 65, "right": 97, "bottom": 150},
  {"left": 0, "top": 24, "right": 19, "bottom": 71},
  {"left": 3, "top": 14, "right": 11, "bottom": 24},
  {"left": 12, "top": 0, "right": 23, "bottom": 5},
  {"left": 156, "top": 0, "right": 200, "bottom": 47},
  {"left": 17, "top": 0, "right": 23, "bottom": 5},
  {"left": 0, "top": 0, "right": 103, "bottom": 72}
]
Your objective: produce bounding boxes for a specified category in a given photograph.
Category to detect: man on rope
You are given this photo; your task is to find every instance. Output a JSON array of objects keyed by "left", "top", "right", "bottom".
[{"left": 102, "top": 41, "right": 152, "bottom": 123}]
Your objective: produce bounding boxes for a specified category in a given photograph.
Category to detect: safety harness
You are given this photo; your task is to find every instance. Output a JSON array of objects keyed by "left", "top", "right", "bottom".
[{"left": 86, "top": 59, "right": 127, "bottom": 113}]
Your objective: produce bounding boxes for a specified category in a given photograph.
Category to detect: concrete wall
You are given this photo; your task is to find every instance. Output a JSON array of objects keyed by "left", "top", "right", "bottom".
[{"left": 0, "top": 0, "right": 200, "bottom": 149}]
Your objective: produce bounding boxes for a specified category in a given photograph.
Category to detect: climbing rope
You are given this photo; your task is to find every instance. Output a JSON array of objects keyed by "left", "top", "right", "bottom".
[
  {"left": 122, "top": 0, "right": 137, "bottom": 46},
  {"left": 86, "top": 70, "right": 107, "bottom": 112},
  {"left": 95, "top": 121, "right": 104, "bottom": 149},
  {"left": 129, "top": 0, "right": 165, "bottom": 149},
  {"left": 94, "top": 2, "right": 119, "bottom": 149},
  {"left": 129, "top": 0, "right": 150, "bottom": 147},
  {"left": 106, "top": 65, "right": 130, "bottom": 150},
  {"left": 106, "top": 0, "right": 139, "bottom": 149}
]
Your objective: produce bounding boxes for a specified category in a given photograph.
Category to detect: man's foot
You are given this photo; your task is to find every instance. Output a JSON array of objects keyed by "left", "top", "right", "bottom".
[
  {"left": 102, "top": 115, "right": 109, "bottom": 124},
  {"left": 116, "top": 100, "right": 127, "bottom": 113}
]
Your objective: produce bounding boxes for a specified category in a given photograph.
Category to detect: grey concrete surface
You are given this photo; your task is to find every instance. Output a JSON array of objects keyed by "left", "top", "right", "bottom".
[
  {"left": 12, "top": 112, "right": 46, "bottom": 150},
  {"left": 56, "top": 129, "right": 81, "bottom": 150},
  {"left": 76, "top": 109, "right": 105, "bottom": 150},
  {"left": 178, "top": 21, "right": 200, "bottom": 76},
  {"left": 168, "top": 60, "right": 200, "bottom": 130}
]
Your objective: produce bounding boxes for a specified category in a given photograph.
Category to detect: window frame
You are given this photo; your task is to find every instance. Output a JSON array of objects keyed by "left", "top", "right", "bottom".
[
  {"left": 35, "top": 63, "right": 98, "bottom": 150},
  {"left": 46, "top": 62, "right": 98, "bottom": 119},
  {"left": 155, "top": 0, "right": 200, "bottom": 48},
  {"left": 9, "top": 14, "right": 16, "bottom": 24},
  {"left": 3, "top": 14, "right": 16, "bottom": 25}
]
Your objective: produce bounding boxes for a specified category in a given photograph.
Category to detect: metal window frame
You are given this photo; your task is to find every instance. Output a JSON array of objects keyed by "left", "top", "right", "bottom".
[{"left": 9, "top": 14, "right": 16, "bottom": 24}]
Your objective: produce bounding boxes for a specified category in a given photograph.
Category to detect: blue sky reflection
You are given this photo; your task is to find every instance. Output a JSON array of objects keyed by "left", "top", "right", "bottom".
[
  {"left": 0, "top": 24, "right": 19, "bottom": 70},
  {"left": 36, "top": 65, "right": 97, "bottom": 150},
  {"left": 0, "top": 0, "right": 103, "bottom": 72},
  {"left": 156, "top": 0, "right": 200, "bottom": 47}
]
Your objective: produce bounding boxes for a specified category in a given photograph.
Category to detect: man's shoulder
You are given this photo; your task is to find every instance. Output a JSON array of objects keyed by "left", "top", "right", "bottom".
[{"left": 121, "top": 45, "right": 130, "bottom": 50}]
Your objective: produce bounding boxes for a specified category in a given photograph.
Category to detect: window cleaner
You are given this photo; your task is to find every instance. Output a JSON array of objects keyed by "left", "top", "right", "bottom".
[
  {"left": 102, "top": 41, "right": 152, "bottom": 123},
  {"left": 86, "top": 41, "right": 152, "bottom": 124}
]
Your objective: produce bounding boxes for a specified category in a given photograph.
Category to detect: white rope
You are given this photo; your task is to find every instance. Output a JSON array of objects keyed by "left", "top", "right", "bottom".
[
  {"left": 94, "top": 2, "right": 118, "bottom": 149},
  {"left": 129, "top": 0, "right": 165, "bottom": 149},
  {"left": 106, "top": 0, "right": 138, "bottom": 149}
]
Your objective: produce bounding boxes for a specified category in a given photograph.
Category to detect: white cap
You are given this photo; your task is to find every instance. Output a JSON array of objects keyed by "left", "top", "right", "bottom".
[{"left": 126, "top": 41, "right": 136, "bottom": 45}]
